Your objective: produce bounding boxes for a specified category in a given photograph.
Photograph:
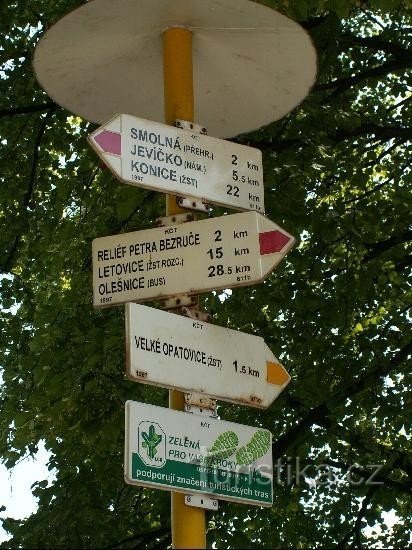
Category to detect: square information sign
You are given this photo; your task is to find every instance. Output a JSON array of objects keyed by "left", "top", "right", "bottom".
[{"left": 125, "top": 401, "right": 273, "bottom": 506}]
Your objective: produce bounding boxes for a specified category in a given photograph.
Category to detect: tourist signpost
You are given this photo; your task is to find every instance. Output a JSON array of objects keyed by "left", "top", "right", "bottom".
[
  {"left": 92, "top": 211, "right": 295, "bottom": 307},
  {"left": 33, "top": 0, "right": 317, "bottom": 546},
  {"left": 89, "top": 114, "right": 264, "bottom": 212},
  {"left": 126, "top": 303, "right": 290, "bottom": 408}
]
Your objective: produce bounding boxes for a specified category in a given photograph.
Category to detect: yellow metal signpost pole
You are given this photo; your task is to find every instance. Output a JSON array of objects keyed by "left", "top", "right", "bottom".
[{"left": 163, "top": 27, "right": 207, "bottom": 550}]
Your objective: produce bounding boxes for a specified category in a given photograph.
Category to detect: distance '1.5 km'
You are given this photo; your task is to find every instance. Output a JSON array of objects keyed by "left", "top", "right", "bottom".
[{"left": 233, "top": 360, "right": 260, "bottom": 378}]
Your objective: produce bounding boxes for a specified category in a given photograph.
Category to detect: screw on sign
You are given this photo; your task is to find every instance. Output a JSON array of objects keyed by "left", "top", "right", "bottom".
[{"left": 185, "top": 494, "right": 219, "bottom": 510}]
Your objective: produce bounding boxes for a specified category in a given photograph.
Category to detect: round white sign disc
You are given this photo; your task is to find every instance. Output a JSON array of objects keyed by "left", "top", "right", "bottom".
[{"left": 33, "top": 0, "right": 317, "bottom": 138}]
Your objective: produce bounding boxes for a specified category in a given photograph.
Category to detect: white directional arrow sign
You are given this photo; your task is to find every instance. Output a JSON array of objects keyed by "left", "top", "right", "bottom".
[
  {"left": 88, "top": 114, "right": 264, "bottom": 212},
  {"left": 92, "top": 211, "right": 295, "bottom": 307},
  {"left": 126, "top": 304, "right": 290, "bottom": 409}
]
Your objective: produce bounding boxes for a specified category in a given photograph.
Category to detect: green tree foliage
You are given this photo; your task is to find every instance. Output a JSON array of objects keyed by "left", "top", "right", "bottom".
[{"left": 0, "top": 0, "right": 411, "bottom": 548}]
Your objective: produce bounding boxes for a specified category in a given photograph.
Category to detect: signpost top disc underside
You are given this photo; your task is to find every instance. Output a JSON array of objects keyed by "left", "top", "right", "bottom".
[{"left": 33, "top": 0, "right": 317, "bottom": 138}]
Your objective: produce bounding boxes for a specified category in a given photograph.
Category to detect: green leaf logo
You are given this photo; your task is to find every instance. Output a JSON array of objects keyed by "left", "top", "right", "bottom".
[
  {"left": 141, "top": 424, "right": 163, "bottom": 460},
  {"left": 235, "top": 430, "right": 270, "bottom": 466},
  {"left": 206, "top": 431, "right": 239, "bottom": 464}
]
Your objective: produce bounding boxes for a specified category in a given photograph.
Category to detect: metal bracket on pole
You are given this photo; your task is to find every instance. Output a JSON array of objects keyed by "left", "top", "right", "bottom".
[
  {"left": 159, "top": 214, "right": 218, "bottom": 515},
  {"left": 175, "top": 196, "right": 211, "bottom": 213},
  {"left": 180, "top": 306, "right": 211, "bottom": 322},
  {"left": 185, "top": 494, "right": 219, "bottom": 511},
  {"left": 175, "top": 119, "right": 207, "bottom": 135},
  {"left": 156, "top": 212, "right": 195, "bottom": 227},
  {"left": 161, "top": 294, "right": 197, "bottom": 309},
  {"left": 183, "top": 393, "right": 219, "bottom": 510},
  {"left": 173, "top": 120, "right": 211, "bottom": 213},
  {"left": 184, "top": 393, "right": 217, "bottom": 417}
]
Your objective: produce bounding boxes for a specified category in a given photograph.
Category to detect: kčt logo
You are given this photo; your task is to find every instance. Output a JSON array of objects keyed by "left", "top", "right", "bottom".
[{"left": 138, "top": 421, "right": 166, "bottom": 467}]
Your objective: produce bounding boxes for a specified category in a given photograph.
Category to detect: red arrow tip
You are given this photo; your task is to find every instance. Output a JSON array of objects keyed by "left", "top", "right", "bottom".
[
  {"left": 259, "top": 230, "right": 291, "bottom": 255},
  {"left": 94, "top": 130, "right": 121, "bottom": 155}
]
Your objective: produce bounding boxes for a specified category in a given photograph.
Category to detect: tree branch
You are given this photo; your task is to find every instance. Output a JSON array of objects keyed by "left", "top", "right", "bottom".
[
  {"left": 0, "top": 102, "right": 59, "bottom": 118},
  {"left": 386, "top": 95, "right": 412, "bottom": 113},
  {"left": 1, "top": 107, "right": 57, "bottom": 272},
  {"left": 1, "top": 235, "right": 22, "bottom": 273},
  {"left": 0, "top": 50, "right": 28, "bottom": 66},
  {"left": 107, "top": 527, "right": 170, "bottom": 549},
  {"left": 335, "top": 122, "right": 412, "bottom": 142},
  {"left": 338, "top": 486, "right": 380, "bottom": 548},
  {"left": 330, "top": 424, "right": 412, "bottom": 481},
  {"left": 328, "top": 341, "right": 412, "bottom": 409},
  {"left": 341, "top": 34, "right": 412, "bottom": 59},
  {"left": 322, "top": 224, "right": 411, "bottom": 280},
  {"left": 249, "top": 122, "right": 412, "bottom": 156},
  {"left": 363, "top": 228, "right": 412, "bottom": 262},
  {"left": 322, "top": 459, "right": 411, "bottom": 495},
  {"left": 24, "top": 107, "right": 57, "bottom": 208},
  {"left": 273, "top": 342, "right": 412, "bottom": 460},
  {"left": 315, "top": 29, "right": 412, "bottom": 98},
  {"left": 343, "top": 175, "right": 395, "bottom": 205},
  {"left": 316, "top": 58, "right": 412, "bottom": 95}
]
